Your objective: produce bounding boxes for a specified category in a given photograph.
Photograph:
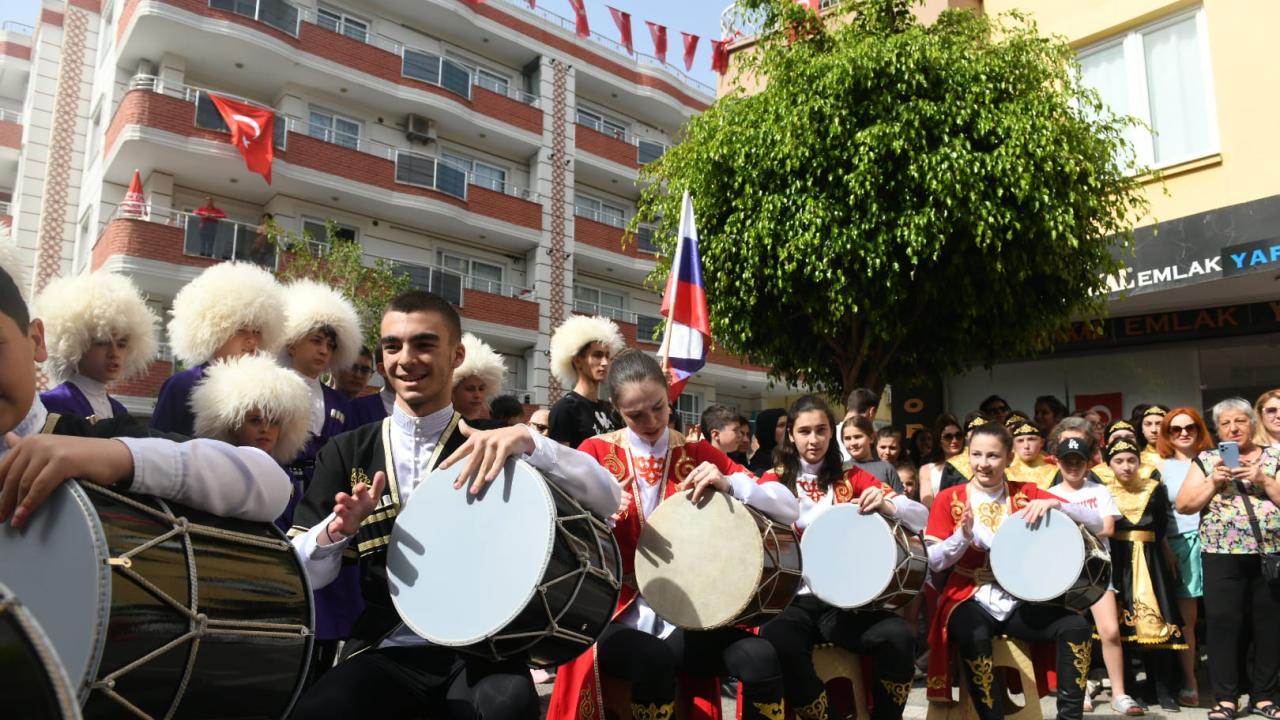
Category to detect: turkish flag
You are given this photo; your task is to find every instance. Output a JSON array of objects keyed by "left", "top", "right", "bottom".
[
  {"left": 681, "top": 32, "right": 699, "bottom": 71},
  {"left": 208, "top": 93, "right": 275, "bottom": 184},
  {"left": 608, "top": 6, "right": 632, "bottom": 54},
  {"left": 646, "top": 21, "right": 667, "bottom": 64},
  {"left": 1075, "top": 392, "right": 1124, "bottom": 426},
  {"left": 567, "top": 0, "right": 589, "bottom": 38},
  {"left": 711, "top": 39, "right": 730, "bottom": 75}
]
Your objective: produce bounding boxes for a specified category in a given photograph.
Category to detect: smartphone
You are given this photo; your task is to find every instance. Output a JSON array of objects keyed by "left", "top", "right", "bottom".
[{"left": 1219, "top": 441, "right": 1240, "bottom": 468}]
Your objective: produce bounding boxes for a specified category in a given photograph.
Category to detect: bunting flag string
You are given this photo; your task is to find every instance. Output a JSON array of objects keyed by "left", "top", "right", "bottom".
[
  {"left": 607, "top": 6, "right": 633, "bottom": 55},
  {"left": 645, "top": 20, "right": 667, "bottom": 65},
  {"left": 681, "top": 31, "right": 699, "bottom": 72},
  {"left": 567, "top": 0, "right": 590, "bottom": 38}
]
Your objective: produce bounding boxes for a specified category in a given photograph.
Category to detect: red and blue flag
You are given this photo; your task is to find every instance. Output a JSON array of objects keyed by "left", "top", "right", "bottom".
[{"left": 659, "top": 192, "right": 710, "bottom": 403}]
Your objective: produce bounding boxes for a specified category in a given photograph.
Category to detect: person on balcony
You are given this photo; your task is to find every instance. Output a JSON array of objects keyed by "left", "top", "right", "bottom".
[
  {"left": 35, "top": 271, "right": 159, "bottom": 422},
  {"left": 246, "top": 212, "right": 276, "bottom": 267},
  {"left": 194, "top": 196, "right": 227, "bottom": 259},
  {"left": 451, "top": 332, "right": 506, "bottom": 422},
  {"left": 150, "top": 262, "right": 284, "bottom": 436},
  {"left": 547, "top": 315, "right": 625, "bottom": 448}
]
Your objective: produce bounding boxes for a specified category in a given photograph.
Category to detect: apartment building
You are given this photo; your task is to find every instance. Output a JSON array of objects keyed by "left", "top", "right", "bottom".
[{"left": 1, "top": 0, "right": 778, "bottom": 424}]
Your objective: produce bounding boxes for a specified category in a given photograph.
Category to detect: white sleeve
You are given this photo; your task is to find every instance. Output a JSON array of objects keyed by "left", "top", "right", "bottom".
[
  {"left": 1097, "top": 490, "right": 1123, "bottom": 518},
  {"left": 522, "top": 427, "right": 622, "bottom": 518},
  {"left": 729, "top": 473, "right": 799, "bottom": 524},
  {"left": 1058, "top": 501, "right": 1104, "bottom": 534},
  {"left": 795, "top": 495, "right": 831, "bottom": 531},
  {"left": 118, "top": 437, "right": 290, "bottom": 522},
  {"left": 290, "top": 513, "right": 350, "bottom": 591},
  {"left": 927, "top": 525, "right": 972, "bottom": 572},
  {"left": 891, "top": 495, "right": 929, "bottom": 533}
]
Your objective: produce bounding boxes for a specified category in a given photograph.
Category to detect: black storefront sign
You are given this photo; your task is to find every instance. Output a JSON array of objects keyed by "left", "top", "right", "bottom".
[
  {"left": 1055, "top": 300, "right": 1280, "bottom": 353},
  {"left": 1221, "top": 236, "right": 1280, "bottom": 278},
  {"left": 891, "top": 382, "right": 945, "bottom": 440}
]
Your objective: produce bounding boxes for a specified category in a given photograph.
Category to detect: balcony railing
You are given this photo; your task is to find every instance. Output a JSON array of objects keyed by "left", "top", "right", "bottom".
[
  {"left": 98, "top": 204, "right": 325, "bottom": 269},
  {"left": 375, "top": 255, "right": 534, "bottom": 307},
  {"left": 573, "top": 299, "right": 635, "bottom": 323},
  {"left": 0, "top": 201, "right": 10, "bottom": 216},
  {"left": 577, "top": 117, "right": 669, "bottom": 165},
  {"left": 0, "top": 109, "right": 21, "bottom": 124},
  {"left": 1, "top": 21, "right": 34, "bottom": 34},
  {"left": 494, "top": 0, "right": 714, "bottom": 96},
  {"left": 575, "top": 206, "right": 628, "bottom": 229},
  {"left": 209, "top": 0, "right": 300, "bottom": 37},
  {"left": 124, "top": 75, "right": 540, "bottom": 203}
]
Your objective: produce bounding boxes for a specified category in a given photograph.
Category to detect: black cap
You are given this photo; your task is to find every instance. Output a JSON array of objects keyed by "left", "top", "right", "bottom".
[{"left": 1056, "top": 437, "right": 1089, "bottom": 461}]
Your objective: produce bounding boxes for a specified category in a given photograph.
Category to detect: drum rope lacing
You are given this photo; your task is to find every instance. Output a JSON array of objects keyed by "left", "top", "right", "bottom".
[
  {"left": 1, "top": 597, "right": 83, "bottom": 720},
  {"left": 82, "top": 483, "right": 311, "bottom": 720}
]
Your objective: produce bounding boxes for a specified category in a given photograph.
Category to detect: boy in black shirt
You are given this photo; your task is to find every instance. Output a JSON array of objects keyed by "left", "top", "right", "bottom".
[{"left": 546, "top": 315, "right": 624, "bottom": 448}]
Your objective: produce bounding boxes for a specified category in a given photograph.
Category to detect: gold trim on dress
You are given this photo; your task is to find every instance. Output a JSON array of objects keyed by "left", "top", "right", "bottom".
[
  {"left": 630, "top": 702, "right": 674, "bottom": 720},
  {"left": 977, "top": 501, "right": 1006, "bottom": 533},
  {"left": 795, "top": 692, "right": 830, "bottom": 720},
  {"left": 881, "top": 679, "right": 912, "bottom": 707},
  {"left": 751, "top": 701, "right": 786, "bottom": 720},
  {"left": 928, "top": 675, "right": 949, "bottom": 690},
  {"left": 1068, "top": 640, "right": 1093, "bottom": 690},
  {"left": 965, "top": 655, "right": 996, "bottom": 709}
]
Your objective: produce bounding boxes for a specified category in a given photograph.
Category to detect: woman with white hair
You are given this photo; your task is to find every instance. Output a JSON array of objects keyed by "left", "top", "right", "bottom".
[
  {"left": 36, "top": 271, "right": 159, "bottom": 421},
  {"left": 151, "top": 262, "right": 284, "bottom": 435},
  {"left": 1175, "top": 397, "right": 1280, "bottom": 720},
  {"left": 451, "top": 333, "right": 506, "bottom": 421},
  {"left": 547, "top": 315, "right": 625, "bottom": 448}
]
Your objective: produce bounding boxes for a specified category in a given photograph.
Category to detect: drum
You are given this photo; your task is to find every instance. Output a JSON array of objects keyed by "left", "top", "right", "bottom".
[
  {"left": 990, "top": 508, "right": 1112, "bottom": 612},
  {"left": 635, "top": 490, "right": 803, "bottom": 630},
  {"left": 387, "top": 458, "right": 621, "bottom": 668},
  {"left": 0, "top": 582, "right": 81, "bottom": 720},
  {"left": 0, "top": 481, "right": 313, "bottom": 720},
  {"left": 800, "top": 506, "right": 927, "bottom": 610}
]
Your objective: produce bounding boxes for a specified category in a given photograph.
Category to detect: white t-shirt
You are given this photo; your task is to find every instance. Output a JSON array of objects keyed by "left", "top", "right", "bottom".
[{"left": 1048, "top": 479, "right": 1121, "bottom": 549}]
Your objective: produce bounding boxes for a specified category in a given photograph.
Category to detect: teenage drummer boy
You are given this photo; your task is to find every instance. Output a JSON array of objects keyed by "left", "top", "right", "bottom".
[
  {"left": 287, "top": 290, "right": 620, "bottom": 720},
  {"left": 0, "top": 250, "right": 289, "bottom": 528}
]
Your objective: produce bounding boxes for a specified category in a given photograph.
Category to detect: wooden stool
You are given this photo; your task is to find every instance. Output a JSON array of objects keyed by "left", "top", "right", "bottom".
[
  {"left": 812, "top": 644, "right": 869, "bottom": 720},
  {"left": 924, "top": 637, "right": 1042, "bottom": 720}
]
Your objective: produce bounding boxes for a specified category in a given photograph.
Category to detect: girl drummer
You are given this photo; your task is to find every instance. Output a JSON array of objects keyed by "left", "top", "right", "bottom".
[
  {"left": 545, "top": 349, "right": 798, "bottom": 720},
  {"left": 760, "top": 395, "right": 928, "bottom": 720},
  {"left": 924, "top": 423, "right": 1104, "bottom": 720}
]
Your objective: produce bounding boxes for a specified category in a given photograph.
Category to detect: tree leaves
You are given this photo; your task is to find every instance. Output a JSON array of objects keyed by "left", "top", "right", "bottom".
[{"left": 636, "top": 0, "right": 1146, "bottom": 397}]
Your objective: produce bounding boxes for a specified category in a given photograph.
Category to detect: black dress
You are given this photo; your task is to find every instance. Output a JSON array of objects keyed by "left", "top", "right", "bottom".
[{"left": 1106, "top": 475, "right": 1187, "bottom": 649}]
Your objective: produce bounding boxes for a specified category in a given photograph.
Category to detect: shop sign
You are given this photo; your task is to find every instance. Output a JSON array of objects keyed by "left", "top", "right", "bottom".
[
  {"left": 1221, "top": 236, "right": 1280, "bottom": 277},
  {"left": 1055, "top": 300, "right": 1280, "bottom": 352}
]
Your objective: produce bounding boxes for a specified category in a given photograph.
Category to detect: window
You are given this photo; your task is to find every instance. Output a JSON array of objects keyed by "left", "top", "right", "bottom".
[
  {"left": 636, "top": 314, "right": 662, "bottom": 344},
  {"left": 476, "top": 68, "right": 510, "bottom": 97},
  {"left": 574, "top": 284, "right": 628, "bottom": 321},
  {"left": 576, "top": 107, "right": 627, "bottom": 140},
  {"left": 635, "top": 224, "right": 659, "bottom": 254},
  {"left": 308, "top": 107, "right": 361, "bottom": 150},
  {"left": 395, "top": 151, "right": 467, "bottom": 199},
  {"left": 439, "top": 251, "right": 504, "bottom": 293},
  {"left": 302, "top": 218, "right": 355, "bottom": 247},
  {"left": 500, "top": 352, "right": 526, "bottom": 394},
  {"left": 86, "top": 103, "right": 102, "bottom": 167},
  {"left": 402, "top": 49, "right": 472, "bottom": 99},
  {"left": 441, "top": 152, "right": 509, "bottom": 193},
  {"left": 316, "top": 6, "right": 368, "bottom": 43},
  {"left": 1078, "top": 9, "right": 1217, "bottom": 168},
  {"left": 575, "top": 193, "right": 626, "bottom": 228},
  {"left": 675, "top": 392, "right": 703, "bottom": 430},
  {"left": 194, "top": 92, "right": 287, "bottom": 148},
  {"left": 209, "top": 0, "right": 298, "bottom": 36},
  {"left": 636, "top": 139, "right": 666, "bottom": 164}
]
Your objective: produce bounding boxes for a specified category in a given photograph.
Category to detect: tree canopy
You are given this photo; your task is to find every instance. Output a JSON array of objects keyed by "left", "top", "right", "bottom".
[{"left": 635, "top": 0, "right": 1148, "bottom": 397}]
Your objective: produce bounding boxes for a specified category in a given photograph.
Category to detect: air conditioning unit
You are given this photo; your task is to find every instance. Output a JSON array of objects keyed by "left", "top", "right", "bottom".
[{"left": 405, "top": 114, "right": 437, "bottom": 145}]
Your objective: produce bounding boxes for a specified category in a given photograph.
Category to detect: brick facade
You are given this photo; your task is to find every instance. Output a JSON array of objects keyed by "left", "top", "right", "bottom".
[
  {"left": 91, "top": 218, "right": 216, "bottom": 270},
  {"left": 574, "top": 215, "right": 637, "bottom": 258},
  {"left": 0, "top": 41, "right": 32, "bottom": 61},
  {"left": 0, "top": 119, "right": 23, "bottom": 149},
  {"left": 575, "top": 124, "right": 640, "bottom": 170},
  {"left": 112, "top": 360, "right": 174, "bottom": 398},
  {"left": 458, "top": 286, "right": 538, "bottom": 330}
]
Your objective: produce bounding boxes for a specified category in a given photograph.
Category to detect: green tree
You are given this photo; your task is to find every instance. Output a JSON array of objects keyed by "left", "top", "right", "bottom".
[
  {"left": 635, "top": 0, "right": 1149, "bottom": 397},
  {"left": 271, "top": 219, "right": 410, "bottom": 350}
]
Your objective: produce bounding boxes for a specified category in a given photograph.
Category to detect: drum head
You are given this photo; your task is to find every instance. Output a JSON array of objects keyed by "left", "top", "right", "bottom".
[
  {"left": 990, "top": 508, "right": 1085, "bottom": 602},
  {"left": 800, "top": 506, "right": 896, "bottom": 609},
  {"left": 388, "top": 459, "right": 556, "bottom": 646},
  {"left": 0, "top": 582, "right": 82, "bottom": 719},
  {"left": 635, "top": 491, "right": 764, "bottom": 630},
  {"left": 0, "top": 481, "right": 109, "bottom": 698}
]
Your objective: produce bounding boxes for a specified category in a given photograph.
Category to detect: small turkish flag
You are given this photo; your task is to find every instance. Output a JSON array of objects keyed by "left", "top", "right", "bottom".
[
  {"left": 711, "top": 39, "right": 730, "bottom": 75},
  {"left": 567, "top": 0, "right": 589, "bottom": 38},
  {"left": 608, "top": 6, "right": 632, "bottom": 54},
  {"left": 646, "top": 21, "right": 667, "bottom": 64},
  {"left": 208, "top": 93, "right": 275, "bottom": 185},
  {"left": 681, "top": 32, "right": 699, "bottom": 72}
]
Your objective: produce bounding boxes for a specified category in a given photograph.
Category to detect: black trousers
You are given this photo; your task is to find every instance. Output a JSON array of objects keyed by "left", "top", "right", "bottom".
[
  {"left": 594, "top": 623, "right": 784, "bottom": 720},
  {"left": 289, "top": 645, "right": 537, "bottom": 720},
  {"left": 947, "top": 601, "right": 1092, "bottom": 720},
  {"left": 760, "top": 595, "right": 915, "bottom": 720},
  {"left": 1202, "top": 553, "right": 1280, "bottom": 704}
]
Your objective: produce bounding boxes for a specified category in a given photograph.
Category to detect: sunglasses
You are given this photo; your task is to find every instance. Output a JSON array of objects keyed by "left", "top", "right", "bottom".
[
  {"left": 350, "top": 364, "right": 374, "bottom": 375},
  {"left": 1169, "top": 423, "right": 1198, "bottom": 436},
  {"left": 1264, "top": 407, "right": 1280, "bottom": 416},
  {"left": 941, "top": 432, "right": 963, "bottom": 441}
]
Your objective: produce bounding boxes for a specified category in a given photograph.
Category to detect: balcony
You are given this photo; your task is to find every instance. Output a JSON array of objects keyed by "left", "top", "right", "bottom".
[
  {"left": 104, "top": 78, "right": 544, "bottom": 250},
  {"left": 380, "top": 256, "right": 539, "bottom": 331},
  {"left": 115, "top": 0, "right": 543, "bottom": 144},
  {"left": 0, "top": 109, "right": 19, "bottom": 149}
]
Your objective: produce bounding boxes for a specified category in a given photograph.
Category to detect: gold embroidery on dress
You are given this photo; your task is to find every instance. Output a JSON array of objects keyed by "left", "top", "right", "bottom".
[
  {"left": 795, "top": 692, "right": 829, "bottom": 720},
  {"left": 1068, "top": 640, "right": 1093, "bottom": 690},
  {"left": 965, "top": 655, "right": 996, "bottom": 709},
  {"left": 977, "top": 501, "right": 1006, "bottom": 533},
  {"left": 1010, "top": 485, "right": 1030, "bottom": 511},
  {"left": 751, "top": 701, "right": 786, "bottom": 720},
  {"left": 797, "top": 478, "right": 824, "bottom": 502},
  {"left": 602, "top": 445, "right": 627, "bottom": 481},
  {"left": 928, "top": 675, "right": 948, "bottom": 690},
  {"left": 630, "top": 702, "right": 674, "bottom": 720},
  {"left": 635, "top": 455, "right": 667, "bottom": 487},
  {"left": 578, "top": 685, "right": 596, "bottom": 720},
  {"left": 673, "top": 449, "right": 696, "bottom": 484},
  {"left": 950, "top": 493, "right": 966, "bottom": 526},
  {"left": 881, "top": 679, "right": 912, "bottom": 706},
  {"left": 350, "top": 468, "right": 370, "bottom": 490}
]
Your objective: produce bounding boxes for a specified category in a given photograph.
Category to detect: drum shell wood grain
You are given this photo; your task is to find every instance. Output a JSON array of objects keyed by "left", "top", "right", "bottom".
[{"left": 635, "top": 491, "right": 802, "bottom": 630}]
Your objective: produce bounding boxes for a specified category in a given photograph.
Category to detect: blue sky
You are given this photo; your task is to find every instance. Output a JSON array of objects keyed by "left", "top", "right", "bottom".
[{"left": 5, "top": 0, "right": 725, "bottom": 87}]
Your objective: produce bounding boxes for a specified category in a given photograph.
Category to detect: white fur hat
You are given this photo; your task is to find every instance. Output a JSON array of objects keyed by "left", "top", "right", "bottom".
[
  {"left": 453, "top": 332, "right": 506, "bottom": 399},
  {"left": 549, "top": 315, "right": 625, "bottom": 387},
  {"left": 34, "top": 272, "right": 160, "bottom": 383},
  {"left": 168, "top": 262, "right": 285, "bottom": 366},
  {"left": 280, "top": 279, "right": 362, "bottom": 372},
  {"left": 190, "top": 353, "right": 311, "bottom": 463}
]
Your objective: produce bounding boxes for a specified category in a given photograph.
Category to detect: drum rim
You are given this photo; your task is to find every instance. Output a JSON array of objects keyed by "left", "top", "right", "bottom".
[
  {"left": 389, "top": 458, "right": 558, "bottom": 647},
  {"left": 800, "top": 505, "right": 896, "bottom": 609},
  {"left": 634, "top": 490, "right": 767, "bottom": 630},
  {"left": 0, "top": 581, "right": 84, "bottom": 720},
  {"left": 990, "top": 507, "right": 1087, "bottom": 602}
]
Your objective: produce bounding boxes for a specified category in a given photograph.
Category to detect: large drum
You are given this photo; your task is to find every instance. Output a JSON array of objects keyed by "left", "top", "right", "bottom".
[
  {"left": 990, "top": 508, "right": 1111, "bottom": 612},
  {"left": 0, "top": 582, "right": 81, "bottom": 720},
  {"left": 0, "top": 481, "right": 313, "bottom": 720},
  {"left": 387, "top": 459, "right": 621, "bottom": 668},
  {"left": 635, "top": 490, "right": 802, "bottom": 630},
  {"left": 800, "top": 506, "right": 927, "bottom": 610}
]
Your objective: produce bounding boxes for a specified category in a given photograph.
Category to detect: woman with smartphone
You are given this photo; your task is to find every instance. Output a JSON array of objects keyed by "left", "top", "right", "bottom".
[{"left": 1175, "top": 398, "right": 1280, "bottom": 720}]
